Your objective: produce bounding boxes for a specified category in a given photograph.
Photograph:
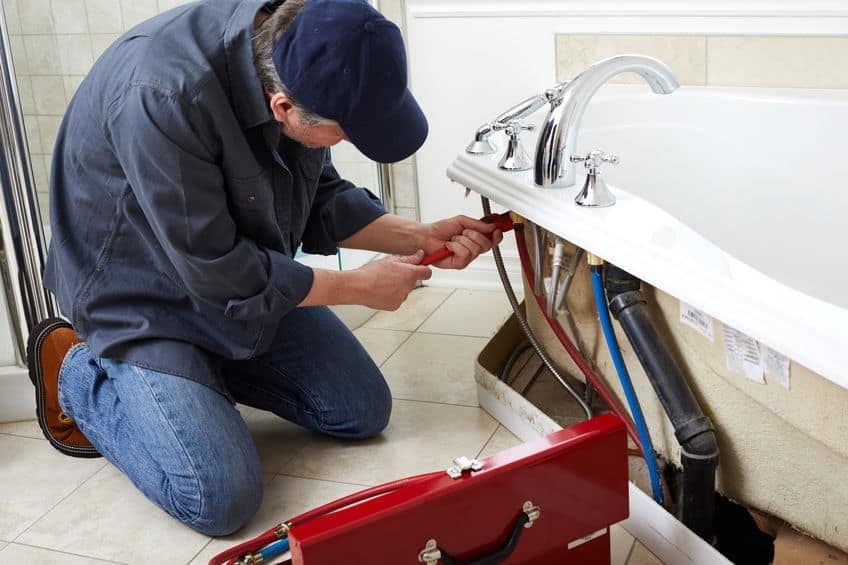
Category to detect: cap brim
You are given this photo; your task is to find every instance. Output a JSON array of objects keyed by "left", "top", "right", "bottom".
[{"left": 344, "top": 89, "right": 428, "bottom": 164}]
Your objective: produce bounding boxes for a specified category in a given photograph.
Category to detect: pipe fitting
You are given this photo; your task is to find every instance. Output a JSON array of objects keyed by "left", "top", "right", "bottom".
[
  {"left": 674, "top": 415, "right": 715, "bottom": 448},
  {"left": 608, "top": 290, "right": 647, "bottom": 319},
  {"left": 604, "top": 264, "right": 642, "bottom": 296}
]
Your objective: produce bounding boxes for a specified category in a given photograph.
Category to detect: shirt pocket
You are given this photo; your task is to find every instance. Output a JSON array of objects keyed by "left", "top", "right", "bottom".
[
  {"left": 226, "top": 172, "right": 272, "bottom": 208},
  {"left": 224, "top": 173, "right": 281, "bottom": 247}
]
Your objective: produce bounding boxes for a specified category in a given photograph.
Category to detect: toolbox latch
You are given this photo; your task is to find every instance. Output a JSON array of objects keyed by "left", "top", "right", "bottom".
[
  {"left": 523, "top": 500, "right": 541, "bottom": 528},
  {"left": 418, "top": 539, "right": 442, "bottom": 564},
  {"left": 446, "top": 456, "right": 484, "bottom": 479}
]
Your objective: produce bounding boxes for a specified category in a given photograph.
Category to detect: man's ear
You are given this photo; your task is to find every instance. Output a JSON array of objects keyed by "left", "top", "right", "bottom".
[{"left": 268, "top": 92, "right": 295, "bottom": 124}]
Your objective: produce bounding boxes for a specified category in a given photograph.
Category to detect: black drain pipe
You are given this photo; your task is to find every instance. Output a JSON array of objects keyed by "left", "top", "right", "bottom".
[{"left": 604, "top": 264, "right": 719, "bottom": 543}]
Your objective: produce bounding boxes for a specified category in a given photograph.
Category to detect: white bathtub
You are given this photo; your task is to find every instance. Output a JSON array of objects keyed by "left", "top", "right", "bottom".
[{"left": 448, "top": 85, "right": 848, "bottom": 391}]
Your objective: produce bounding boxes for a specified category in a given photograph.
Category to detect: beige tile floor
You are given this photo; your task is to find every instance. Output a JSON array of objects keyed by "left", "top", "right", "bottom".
[{"left": 0, "top": 287, "right": 661, "bottom": 564}]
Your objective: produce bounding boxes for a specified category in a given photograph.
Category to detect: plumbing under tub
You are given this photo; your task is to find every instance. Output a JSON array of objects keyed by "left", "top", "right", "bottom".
[
  {"left": 483, "top": 197, "right": 719, "bottom": 543},
  {"left": 482, "top": 197, "right": 644, "bottom": 452}
]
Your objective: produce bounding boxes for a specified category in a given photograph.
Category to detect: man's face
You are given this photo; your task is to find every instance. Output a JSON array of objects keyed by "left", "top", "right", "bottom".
[{"left": 267, "top": 92, "right": 347, "bottom": 149}]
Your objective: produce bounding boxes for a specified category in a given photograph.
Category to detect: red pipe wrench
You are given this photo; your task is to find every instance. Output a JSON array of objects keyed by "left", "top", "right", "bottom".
[{"left": 420, "top": 212, "right": 514, "bottom": 266}]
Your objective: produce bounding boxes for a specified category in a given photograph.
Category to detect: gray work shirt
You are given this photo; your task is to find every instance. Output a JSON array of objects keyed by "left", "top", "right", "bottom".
[{"left": 43, "top": 0, "right": 386, "bottom": 399}]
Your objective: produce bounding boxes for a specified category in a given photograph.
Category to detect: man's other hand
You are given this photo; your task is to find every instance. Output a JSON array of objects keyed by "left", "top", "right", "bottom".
[
  {"left": 354, "top": 251, "right": 432, "bottom": 311},
  {"left": 420, "top": 215, "right": 504, "bottom": 270}
]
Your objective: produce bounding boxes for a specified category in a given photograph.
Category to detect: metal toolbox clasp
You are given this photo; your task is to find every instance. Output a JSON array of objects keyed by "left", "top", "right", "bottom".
[{"left": 446, "top": 456, "right": 484, "bottom": 479}]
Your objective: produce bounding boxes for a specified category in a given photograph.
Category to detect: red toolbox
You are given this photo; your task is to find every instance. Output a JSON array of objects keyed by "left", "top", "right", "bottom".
[{"left": 287, "top": 413, "right": 628, "bottom": 564}]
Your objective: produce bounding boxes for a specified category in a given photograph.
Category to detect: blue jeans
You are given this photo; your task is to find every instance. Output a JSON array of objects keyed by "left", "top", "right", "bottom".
[{"left": 57, "top": 306, "right": 392, "bottom": 536}]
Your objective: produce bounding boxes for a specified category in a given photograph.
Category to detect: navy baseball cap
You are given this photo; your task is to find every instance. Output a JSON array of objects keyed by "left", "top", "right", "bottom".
[{"left": 272, "top": 0, "right": 428, "bottom": 163}]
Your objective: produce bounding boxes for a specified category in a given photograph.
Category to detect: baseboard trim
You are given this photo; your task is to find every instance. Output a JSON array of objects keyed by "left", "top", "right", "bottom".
[{"left": 0, "top": 365, "right": 35, "bottom": 423}]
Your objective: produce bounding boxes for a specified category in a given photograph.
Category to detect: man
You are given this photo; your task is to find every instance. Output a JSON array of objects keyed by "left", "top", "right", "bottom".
[{"left": 28, "top": 0, "right": 502, "bottom": 535}]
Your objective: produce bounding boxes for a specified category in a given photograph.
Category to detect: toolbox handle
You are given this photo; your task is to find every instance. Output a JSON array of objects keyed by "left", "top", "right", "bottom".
[{"left": 425, "top": 502, "right": 540, "bottom": 565}]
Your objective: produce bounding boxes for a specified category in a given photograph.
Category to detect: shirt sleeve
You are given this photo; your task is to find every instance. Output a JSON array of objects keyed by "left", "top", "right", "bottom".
[
  {"left": 299, "top": 150, "right": 387, "bottom": 255},
  {"left": 106, "top": 85, "right": 314, "bottom": 322}
]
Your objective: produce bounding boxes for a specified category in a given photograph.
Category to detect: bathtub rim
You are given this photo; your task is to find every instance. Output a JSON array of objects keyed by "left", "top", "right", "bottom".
[{"left": 447, "top": 140, "right": 848, "bottom": 392}]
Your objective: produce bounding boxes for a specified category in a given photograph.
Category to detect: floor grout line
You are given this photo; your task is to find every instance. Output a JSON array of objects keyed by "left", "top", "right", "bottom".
[
  {"left": 359, "top": 287, "right": 455, "bottom": 333},
  {"left": 0, "top": 431, "right": 43, "bottom": 440},
  {"left": 391, "top": 396, "right": 482, "bottom": 410},
  {"left": 379, "top": 331, "right": 493, "bottom": 372},
  {"left": 409, "top": 288, "right": 456, "bottom": 332},
  {"left": 355, "top": 327, "right": 413, "bottom": 335},
  {"left": 185, "top": 537, "right": 214, "bottom": 565},
  {"left": 6, "top": 539, "right": 129, "bottom": 564},
  {"left": 355, "top": 307, "right": 379, "bottom": 329},
  {"left": 12, "top": 459, "right": 110, "bottom": 544},
  {"left": 273, "top": 472, "right": 372, "bottom": 489},
  {"left": 377, "top": 330, "right": 417, "bottom": 369},
  {"left": 413, "top": 328, "right": 497, "bottom": 339},
  {"left": 624, "top": 537, "right": 637, "bottom": 564},
  {"left": 0, "top": 432, "right": 44, "bottom": 442},
  {"left": 475, "top": 425, "right": 501, "bottom": 459}
]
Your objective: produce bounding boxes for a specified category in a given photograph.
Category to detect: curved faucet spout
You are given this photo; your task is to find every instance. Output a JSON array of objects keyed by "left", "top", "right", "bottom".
[{"left": 534, "top": 55, "right": 679, "bottom": 188}]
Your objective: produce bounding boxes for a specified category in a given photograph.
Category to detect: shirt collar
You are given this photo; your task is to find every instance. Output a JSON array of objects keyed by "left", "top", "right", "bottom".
[{"left": 224, "top": 0, "right": 275, "bottom": 130}]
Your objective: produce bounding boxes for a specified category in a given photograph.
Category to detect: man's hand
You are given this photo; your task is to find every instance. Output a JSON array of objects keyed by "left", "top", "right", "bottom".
[
  {"left": 420, "top": 215, "right": 504, "bottom": 270},
  {"left": 353, "top": 251, "right": 432, "bottom": 310}
]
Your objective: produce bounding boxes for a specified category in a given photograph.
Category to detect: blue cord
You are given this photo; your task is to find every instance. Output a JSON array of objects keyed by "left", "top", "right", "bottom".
[
  {"left": 590, "top": 268, "right": 664, "bottom": 506},
  {"left": 259, "top": 538, "right": 290, "bottom": 561}
]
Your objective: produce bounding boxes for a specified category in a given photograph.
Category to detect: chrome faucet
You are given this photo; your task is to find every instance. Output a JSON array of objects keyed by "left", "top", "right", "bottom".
[{"left": 533, "top": 55, "right": 679, "bottom": 188}]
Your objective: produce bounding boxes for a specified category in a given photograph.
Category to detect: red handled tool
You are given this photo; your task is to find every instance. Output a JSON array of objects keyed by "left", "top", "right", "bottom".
[{"left": 420, "top": 212, "right": 514, "bottom": 266}]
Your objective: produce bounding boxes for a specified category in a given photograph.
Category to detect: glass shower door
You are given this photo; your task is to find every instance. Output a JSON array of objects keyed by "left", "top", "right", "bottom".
[{"left": 0, "top": 0, "right": 59, "bottom": 421}]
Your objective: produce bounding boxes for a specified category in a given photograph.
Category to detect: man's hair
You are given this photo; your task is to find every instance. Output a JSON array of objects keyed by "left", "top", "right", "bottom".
[{"left": 253, "top": 0, "right": 334, "bottom": 126}]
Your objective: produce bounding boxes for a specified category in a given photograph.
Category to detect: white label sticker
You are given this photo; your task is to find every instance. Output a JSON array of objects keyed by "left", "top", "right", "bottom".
[
  {"left": 722, "top": 325, "right": 765, "bottom": 384},
  {"left": 762, "top": 345, "right": 791, "bottom": 389},
  {"left": 680, "top": 302, "right": 715, "bottom": 342}
]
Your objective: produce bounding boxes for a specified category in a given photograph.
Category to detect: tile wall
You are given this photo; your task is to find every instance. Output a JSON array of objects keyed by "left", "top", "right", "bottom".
[
  {"left": 1, "top": 0, "right": 420, "bottom": 226},
  {"left": 557, "top": 34, "right": 848, "bottom": 88}
]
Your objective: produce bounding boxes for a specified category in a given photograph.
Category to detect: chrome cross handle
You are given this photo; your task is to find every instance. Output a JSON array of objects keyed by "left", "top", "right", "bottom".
[
  {"left": 571, "top": 150, "right": 619, "bottom": 208},
  {"left": 503, "top": 120, "right": 535, "bottom": 137},
  {"left": 498, "top": 120, "right": 535, "bottom": 171},
  {"left": 570, "top": 150, "right": 619, "bottom": 172}
]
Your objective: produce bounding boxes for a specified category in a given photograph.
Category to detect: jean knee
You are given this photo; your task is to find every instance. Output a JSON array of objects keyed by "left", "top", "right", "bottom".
[
  {"left": 328, "top": 373, "right": 392, "bottom": 440},
  {"left": 182, "top": 458, "right": 264, "bottom": 537},
  {"left": 365, "top": 379, "right": 392, "bottom": 438}
]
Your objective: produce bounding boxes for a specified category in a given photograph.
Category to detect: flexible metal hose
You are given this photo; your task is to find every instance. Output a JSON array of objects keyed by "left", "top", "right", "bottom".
[
  {"left": 482, "top": 197, "right": 592, "bottom": 419},
  {"left": 499, "top": 339, "right": 532, "bottom": 382}
]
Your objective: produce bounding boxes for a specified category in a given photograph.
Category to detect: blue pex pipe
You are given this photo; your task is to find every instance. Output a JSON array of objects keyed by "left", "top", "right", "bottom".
[
  {"left": 259, "top": 538, "right": 290, "bottom": 561},
  {"left": 591, "top": 267, "right": 664, "bottom": 506}
]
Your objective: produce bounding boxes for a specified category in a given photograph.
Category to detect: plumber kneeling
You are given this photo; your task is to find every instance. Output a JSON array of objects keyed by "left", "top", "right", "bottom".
[{"left": 29, "top": 0, "right": 503, "bottom": 535}]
